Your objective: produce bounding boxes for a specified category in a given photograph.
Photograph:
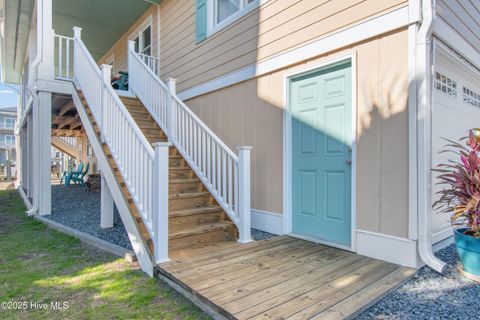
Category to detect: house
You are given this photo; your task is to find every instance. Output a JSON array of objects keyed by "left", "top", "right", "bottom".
[
  {"left": 1, "top": 0, "right": 479, "bottom": 317},
  {"left": 0, "top": 106, "right": 17, "bottom": 176}
]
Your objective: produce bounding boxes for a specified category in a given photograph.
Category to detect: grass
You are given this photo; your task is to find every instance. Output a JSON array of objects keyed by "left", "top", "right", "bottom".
[{"left": 0, "top": 186, "right": 210, "bottom": 319}]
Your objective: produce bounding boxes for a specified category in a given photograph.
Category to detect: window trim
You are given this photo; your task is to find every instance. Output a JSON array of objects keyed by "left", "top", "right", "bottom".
[
  {"left": 207, "top": 0, "right": 260, "bottom": 38},
  {"left": 129, "top": 16, "right": 153, "bottom": 56},
  {"left": 5, "top": 134, "right": 15, "bottom": 146}
]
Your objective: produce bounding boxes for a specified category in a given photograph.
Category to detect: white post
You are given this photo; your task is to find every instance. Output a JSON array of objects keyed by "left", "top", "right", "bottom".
[
  {"left": 37, "top": 92, "right": 52, "bottom": 216},
  {"left": 166, "top": 78, "right": 177, "bottom": 143},
  {"left": 37, "top": 0, "right": 54, "bottom": 80},
  {"left": 100, "top": 64, "right": 112, "bottom": 141},
  {"left": 237, "top": 146, "right": 252, "bottom": 243},
  {"left": 100, "top": 174, "right": 114, "bottom": 228},
  {"left": 153, "top": 142, "right": 171, "bottom": 264},
  {"left": 73, "top": 27, "right": 82, "bottom": 77},
  {"left": 127, "top": 40, "right": 135, "bottom": 95}
]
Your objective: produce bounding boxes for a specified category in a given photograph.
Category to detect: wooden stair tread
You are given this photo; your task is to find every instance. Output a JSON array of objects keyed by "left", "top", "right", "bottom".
[
  {"left": 170, "top": 205, "right": 223, "bottom": 217},
  {"left": 170, "top": 221, "right": 235, "bottom": 240},
  {"left": 170, "top": 178, "right": 200, "bottom": 184},
  {"left": 169, "top": 191, "right": 210, "bottom": 199}
]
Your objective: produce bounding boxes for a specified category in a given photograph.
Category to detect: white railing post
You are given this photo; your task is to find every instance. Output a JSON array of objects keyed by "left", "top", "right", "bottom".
[
  {"left": 153, "top": 142, "right": 172, "bottom": 264},
  {"left": 73, "top": 27, "right": 82, "bottom": 76},
  {"left": 237, "top": 146, "right": 253, "bottom": 243},
  {"left": 166, "top": 78, "right": 177, "bottom": 143},
  {"left": 100, "top": 64, "right": 112, "bottom": 141}
]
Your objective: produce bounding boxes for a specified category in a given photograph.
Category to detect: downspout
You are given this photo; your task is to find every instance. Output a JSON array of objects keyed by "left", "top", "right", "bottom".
[
  {"left": 25, "top": 0, "right": 44, "bottom": 216},
  {"left": 416, "top": 0, "right": 446, "bottom": 273}
]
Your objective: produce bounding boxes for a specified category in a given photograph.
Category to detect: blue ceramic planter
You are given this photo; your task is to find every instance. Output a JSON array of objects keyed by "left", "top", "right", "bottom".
[{"left": 454, "top": 228, "right": 480, "bottom": 277}]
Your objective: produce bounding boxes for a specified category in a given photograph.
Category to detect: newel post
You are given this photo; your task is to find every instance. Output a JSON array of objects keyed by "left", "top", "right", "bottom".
[
  {"left": 166, "top": 78, "right": 177, "bottom": 143},
  {"left": 100, "top": 64, "right": 112, "bottom": 140},
  {"left": 237, "top": 146, "right": 253, "bottom": 243},
  {"left": 153, "top": 142, "right": 172, "bottom": 264},
  {"left": 72, "top": 27, "right": 82, "bottom": 76}
]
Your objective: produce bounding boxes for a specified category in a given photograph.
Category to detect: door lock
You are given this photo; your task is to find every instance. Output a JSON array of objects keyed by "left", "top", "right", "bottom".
[{"left": 346, "top": 160, "right": 352, "bottom": 165}]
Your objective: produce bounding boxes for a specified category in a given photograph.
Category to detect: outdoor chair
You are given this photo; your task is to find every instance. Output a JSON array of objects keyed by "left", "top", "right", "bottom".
[
  {"left": 111, "top": 71, "right": 129, "bottom": 91},
  {"left": 63, "top": 162, "right": 84, "bottom": 187},
  {"left": 71, "top": 162, "right": 89, "bottom": 186}
]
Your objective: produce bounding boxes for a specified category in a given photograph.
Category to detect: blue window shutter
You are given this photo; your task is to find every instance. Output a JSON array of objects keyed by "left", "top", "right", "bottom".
[{"left": 195, "top": 0, "right": 207, "bottom": 43}]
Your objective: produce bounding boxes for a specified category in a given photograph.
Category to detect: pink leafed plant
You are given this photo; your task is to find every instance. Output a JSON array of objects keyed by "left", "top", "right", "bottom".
[{"left": 433, "top": 129, "right": 480, "bottom": 238}]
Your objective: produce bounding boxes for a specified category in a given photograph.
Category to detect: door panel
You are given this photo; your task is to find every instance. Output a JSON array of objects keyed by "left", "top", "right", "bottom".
[{"left": 291, "top": 61, "right": 352, "bottom": 246}]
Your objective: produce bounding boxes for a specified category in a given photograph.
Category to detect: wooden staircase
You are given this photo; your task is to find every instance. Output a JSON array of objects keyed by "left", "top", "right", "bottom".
[{"left": 78, "top": 92, "right": 239, "bottom": 258}]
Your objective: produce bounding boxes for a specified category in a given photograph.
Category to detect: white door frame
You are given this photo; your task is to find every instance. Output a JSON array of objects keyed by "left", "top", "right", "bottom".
[{"left": 282, "top": 52, "right": 357, "bottom": 252}]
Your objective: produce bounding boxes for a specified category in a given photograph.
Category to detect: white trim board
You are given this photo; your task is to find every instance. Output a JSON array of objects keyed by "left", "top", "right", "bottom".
[
  {"left": 356, "top": 229, "right": 420, "bottom": 268},
  {"left": 282, "top": 54, "right": 357, "bottom": 252},
  {"left": 178, "top": 6, "right": 409, "bottom": 101},
  {"left": 251, "top": 209, "right": 283, "bottom": 235}
]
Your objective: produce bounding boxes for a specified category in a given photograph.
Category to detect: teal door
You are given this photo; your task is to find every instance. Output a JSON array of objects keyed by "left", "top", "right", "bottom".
[{"left": 291, "top": 61, "right": 352, "bottom": 247}]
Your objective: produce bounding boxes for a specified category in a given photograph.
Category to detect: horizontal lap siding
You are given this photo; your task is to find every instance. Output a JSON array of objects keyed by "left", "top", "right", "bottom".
[
  {"left": 186, "top": 29, "right": 409, "bottom": 238},
  {"left": 98, "top": 6, "right": 159, "bottom": 74},
  {"left": 160, "top": 0, "right": 408, "bottom": 92},
  {"left": 436, "top": 0, "right": 480, "bottom": 57}
]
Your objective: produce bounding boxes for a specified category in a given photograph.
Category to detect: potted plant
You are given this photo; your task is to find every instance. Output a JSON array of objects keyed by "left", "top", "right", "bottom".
[{"left": 434, "top": 129, "right": 480, "bottom": 281}]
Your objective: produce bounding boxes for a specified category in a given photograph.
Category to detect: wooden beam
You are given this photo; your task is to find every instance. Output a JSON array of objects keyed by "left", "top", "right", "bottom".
[
  {"left": 52, "top": 101, "right": 74, "bottom": 125},
  {"left": 69, "top": 119, "right": 82, "bottom": 130},
  {"left": 52, "top": 129, "right": 82, "bottom": 137},
  {"left": 58, "top": 115, "right": 79, "bottom": 129}
]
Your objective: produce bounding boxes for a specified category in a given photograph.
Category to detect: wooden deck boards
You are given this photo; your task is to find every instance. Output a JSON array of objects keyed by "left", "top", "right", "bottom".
[{"left": 158, "top": 236, "right": 415, "bottom": 320}]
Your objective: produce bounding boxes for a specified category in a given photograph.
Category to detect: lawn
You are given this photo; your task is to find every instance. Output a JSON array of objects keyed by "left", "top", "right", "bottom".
[{"left": 0, "top": 186, "right": 210, "bottom": 320}]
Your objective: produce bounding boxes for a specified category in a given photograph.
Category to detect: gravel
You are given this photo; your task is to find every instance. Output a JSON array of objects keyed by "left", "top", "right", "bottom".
[
  {"left": 48, "top": 184, "right": 275, "bottom": 250},
  {"left": 355, "top": 244, "right": 480, "bottom": 320},
  {"left": 48, "top": 184, "right": 133, "bottom": 250}
]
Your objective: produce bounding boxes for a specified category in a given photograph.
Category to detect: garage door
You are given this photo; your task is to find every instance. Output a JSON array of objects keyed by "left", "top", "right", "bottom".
[{"left": 431, "top": 42, "right": 480, "bottom": 244}]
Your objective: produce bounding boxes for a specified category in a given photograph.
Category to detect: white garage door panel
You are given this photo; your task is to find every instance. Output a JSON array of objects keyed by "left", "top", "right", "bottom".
[{"left": 432, "top": 44, "right": 480, "bottom": 243}]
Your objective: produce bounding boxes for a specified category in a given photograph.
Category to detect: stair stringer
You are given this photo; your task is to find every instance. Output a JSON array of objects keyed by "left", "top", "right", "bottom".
[
  {"left": 70, "top": 84, "right": 154, "bottom": 276},
  {"left": 51, "top": 136, "right": 79, "bottom": 159}
]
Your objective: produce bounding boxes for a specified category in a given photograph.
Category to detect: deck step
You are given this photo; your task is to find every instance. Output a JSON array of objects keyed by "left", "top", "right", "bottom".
[
  {"left": 170, "top": 205, "right": 224, "bottom": 218},
  {"left": 169, "top": 221, "right": 237, "bottom": 249}
]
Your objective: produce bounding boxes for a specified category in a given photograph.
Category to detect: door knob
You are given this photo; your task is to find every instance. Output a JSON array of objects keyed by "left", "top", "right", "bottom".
[{"left": 346, "top": 160, "right": 352, "bottom": 165}]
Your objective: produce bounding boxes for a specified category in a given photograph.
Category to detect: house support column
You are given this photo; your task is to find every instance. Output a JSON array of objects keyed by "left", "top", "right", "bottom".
[
  {"left": 100, "top": 174, "right": 114, "bottom": 228},
  {"left": 36, "top": 92, "right": 52, "bottom": 216}
]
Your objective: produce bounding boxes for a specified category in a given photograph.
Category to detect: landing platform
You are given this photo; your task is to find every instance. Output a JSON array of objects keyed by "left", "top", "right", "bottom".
[{"left": 158, "top": 236, "right": 415, "bottom": 320}]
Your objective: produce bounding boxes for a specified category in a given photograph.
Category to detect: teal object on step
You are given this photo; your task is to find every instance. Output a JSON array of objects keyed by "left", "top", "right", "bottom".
[
  {"left": 72, "top": 162, "right": 89, "bottom": 186},
  {"left": 290, "top": 61, "right": 352, "bottom": 247},
  {"left": 65, "top": 162, "right": 84, "bottom": 187},
  {"left": 455, "top": 228, "right": 480, "bottom": 277}
]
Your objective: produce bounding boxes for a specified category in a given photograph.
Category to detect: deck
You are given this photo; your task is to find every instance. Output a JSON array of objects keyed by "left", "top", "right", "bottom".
[{"left": 158, "top": 236, "right": 415, "bottom": 320}]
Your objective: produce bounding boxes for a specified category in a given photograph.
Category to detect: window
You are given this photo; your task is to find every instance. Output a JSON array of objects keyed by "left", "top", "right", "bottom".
[
  {"left": 216, "top": 0, "right": 239, "bottom": 24},
  {"left": 463, "top": 86, "right": 480, "bottom": 108},
  {"left": 5, "top": 135, "right": 15, "bottom": 146},
  {"left": 214, "top": 0, "right": 257, "bottom": 27},
  {"left": 434, "top": 71, "right": 457, "bottom": 98},
  {"left": 196, "top": 0, "right": 259, "bottom": 42},
  {"left": 4, "top": 117, "right": 15, "bottom": 129},
  {"left": 133, "top": 25, "right": 152, "bottom": 56}
]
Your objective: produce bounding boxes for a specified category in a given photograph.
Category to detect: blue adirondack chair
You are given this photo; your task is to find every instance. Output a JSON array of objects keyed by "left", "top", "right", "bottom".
[
  {"left": 71, "top": 162, "right": 89, "bottom": 186},
  {"left": 64, "top": 162, "right": 84, "bottom": 187}
]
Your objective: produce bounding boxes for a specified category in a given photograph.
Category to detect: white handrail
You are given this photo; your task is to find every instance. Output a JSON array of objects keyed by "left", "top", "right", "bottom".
[
  {"left": 138, "top": 53, "right": 160, "bottom": 77},
  {"left": 54, "top": 34, "right": 74, "bottom": 80},
  {"left": 73, "top": 29, "right": 155, "bottom": 240},
  {"left": 129, "top": 44, "right": 251, "bottom": 241}
]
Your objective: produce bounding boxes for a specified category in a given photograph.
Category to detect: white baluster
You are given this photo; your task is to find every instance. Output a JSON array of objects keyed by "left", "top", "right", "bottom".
[
  {"left": 100, "top": 64, "right": 112, "bottom": 142},
  {"left": 153, "top": 142, "right": 171, "bottom": 263},
  {"left": 237, "top": 146, "right": 252, "bottom": 243},
  {"left": 166, "top": 78, "right": 177, "bottom": 143}
]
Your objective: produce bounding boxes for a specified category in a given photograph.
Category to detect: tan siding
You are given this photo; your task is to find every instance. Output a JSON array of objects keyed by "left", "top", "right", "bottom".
[
  {"left": 436, "top": 0, "right": 480, "bottom": 57},
  {"left": 160, "top": 0, "right": 408, "bottom": 92},
  {"left": 98, "top": 6, "right": 159, "bottom": 75},
  {"left": 186, "top": 29, "right": 409, "bottom": 238}
]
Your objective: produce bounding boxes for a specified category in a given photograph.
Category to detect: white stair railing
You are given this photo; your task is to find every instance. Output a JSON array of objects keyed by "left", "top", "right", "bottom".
[
  {"left": 54, "top": 33, "right": 74, "bottom": 80},
  {"left": 73, "top": 27, "right": 170, "bottom": 261},
  {"left": 128, "top": 42, "right": 252, "bottom": 243}
]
